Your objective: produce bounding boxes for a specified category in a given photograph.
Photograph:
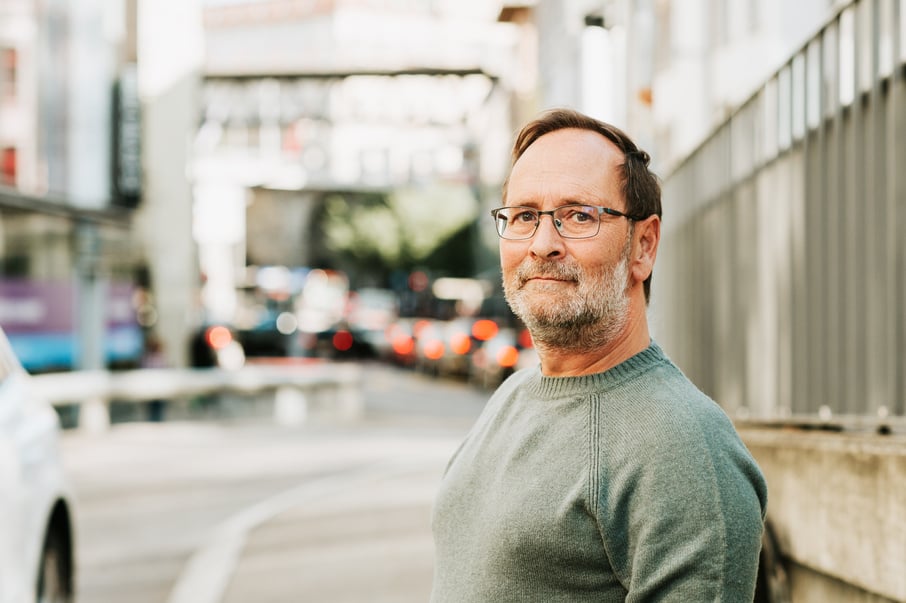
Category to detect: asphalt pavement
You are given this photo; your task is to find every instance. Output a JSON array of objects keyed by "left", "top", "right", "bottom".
[{"left": 63, "top": 363, "right": 490, "bottom": 603}]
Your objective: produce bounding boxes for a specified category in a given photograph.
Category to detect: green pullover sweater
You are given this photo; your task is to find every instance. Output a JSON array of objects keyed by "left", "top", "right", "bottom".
[{"left": 430, "top": 342, "right": 767, "bottom": 602}]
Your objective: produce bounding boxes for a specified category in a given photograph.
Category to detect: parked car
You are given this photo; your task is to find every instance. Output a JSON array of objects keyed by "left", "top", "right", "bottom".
[
  {"left": 297, "top": 321, "right": 376, "bottom": 360},
  {"left": 412, "top": 318, "right": 475, "bottom": 377},
  {"left": 346, "top": 288, "right": 399, "bottom": 358},
  {"left": 0, "top": 326, "right": 76, "bottom": 603},
  {"left": 383, "top": 318, "right": 426, "bottom": 366},
  {"left": 469, "top": 324, "right": 538, "bottom": 389},
  {"left": 188, "top": 323, "right": 246, "bottom": 369}
]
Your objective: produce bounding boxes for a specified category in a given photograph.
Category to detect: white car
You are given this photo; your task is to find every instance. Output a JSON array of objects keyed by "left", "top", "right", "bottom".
[{"left": 0, "top": 327, "right": 75, "bottom": 603}]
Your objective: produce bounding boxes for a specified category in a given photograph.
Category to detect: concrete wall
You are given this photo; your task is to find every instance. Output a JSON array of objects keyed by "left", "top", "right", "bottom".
[{"left": 740, "top": 428, "right": 906, "bottom": 602}]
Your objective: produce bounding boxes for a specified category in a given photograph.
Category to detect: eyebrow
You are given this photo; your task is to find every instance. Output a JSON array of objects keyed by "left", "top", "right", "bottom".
[{"left": 507, "top": 198, "right": 611, "bottom": 208}]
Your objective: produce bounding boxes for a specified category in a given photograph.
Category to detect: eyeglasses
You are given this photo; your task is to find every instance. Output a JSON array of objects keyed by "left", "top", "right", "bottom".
[{"left": 490, "top": 204, "right": 637, "bottom": 240}]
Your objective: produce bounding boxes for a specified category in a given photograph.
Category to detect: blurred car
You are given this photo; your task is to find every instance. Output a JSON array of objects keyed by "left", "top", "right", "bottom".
[
  {"left": 412, "top": 319, "right": 444, "bottom": 375},
  {"left": 412, "top": 316, "right": 497, "bottom": 379},
  {"left": 383, "top": 318, "right": 423, "bottom": 366},
  {"left": 236, "top": 311, "right": 296, "bottom": 358},
  {"left": 0, "top": 326, "right": 76, "bottom": 603},
  {"left": 346, "top": 288, "right": 399, "bottom": 358},
  {"left": 188, "top": 323, "right": 246, "bottom": 370},
  {"left": 297, "top": 321, "right": 376, "bottom": 360},
  {"left": 469, "top": 324, "right": 538, "bottom": 389}
]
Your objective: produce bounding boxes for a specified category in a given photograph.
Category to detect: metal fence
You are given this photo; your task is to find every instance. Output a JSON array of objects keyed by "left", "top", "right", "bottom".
[{"left": 656, "top": 0, "right": 905, "bottom": 422}]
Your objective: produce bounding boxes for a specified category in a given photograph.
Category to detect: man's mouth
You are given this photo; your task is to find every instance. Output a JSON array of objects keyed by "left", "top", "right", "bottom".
[
  {"left": 515, "top": 262, "right": 581, "bottom": 287},
  {"left": 521, "top": 275, "right": 577, "bottom": 286}
]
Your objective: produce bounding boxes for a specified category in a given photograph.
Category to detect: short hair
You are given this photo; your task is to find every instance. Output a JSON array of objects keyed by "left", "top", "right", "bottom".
[{"left": 504, "top": 108, "right": 662, "bottom": 302}]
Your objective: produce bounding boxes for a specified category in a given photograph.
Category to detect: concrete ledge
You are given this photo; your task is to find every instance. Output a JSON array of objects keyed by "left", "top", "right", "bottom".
[
  {"left": 31, "top": 363, "right": 364, "bottom": 432},
  {"left": 739, "top": 427, "right": 906, "bottom": 602}
]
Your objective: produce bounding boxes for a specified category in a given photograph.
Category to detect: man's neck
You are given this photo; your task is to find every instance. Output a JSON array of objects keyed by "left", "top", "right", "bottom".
[{"left": 534, "top": 310, "right": 651, "bottom": 377}]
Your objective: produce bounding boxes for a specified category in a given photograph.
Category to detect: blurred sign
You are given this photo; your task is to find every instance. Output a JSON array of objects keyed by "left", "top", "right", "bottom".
[
  {"left": 0, "top": 279, "right": 142, "bottom": 371},
  {"left": 113, "top": 64, "right": 142, "bottom": 207}
]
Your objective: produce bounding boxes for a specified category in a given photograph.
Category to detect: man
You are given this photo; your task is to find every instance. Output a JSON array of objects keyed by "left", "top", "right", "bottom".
[{"left": 430, "top": 109, "right": 767, "bottom": 602}]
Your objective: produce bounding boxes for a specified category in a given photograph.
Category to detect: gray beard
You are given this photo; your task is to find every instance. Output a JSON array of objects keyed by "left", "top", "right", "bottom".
[{"left": 503, "top": 240, "right": 632, "bottom": 352}]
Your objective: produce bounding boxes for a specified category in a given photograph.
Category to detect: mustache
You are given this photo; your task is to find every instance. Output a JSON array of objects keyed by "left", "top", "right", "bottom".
[{"left": 514, "top": 261, "right": 582, "bottom": 285}]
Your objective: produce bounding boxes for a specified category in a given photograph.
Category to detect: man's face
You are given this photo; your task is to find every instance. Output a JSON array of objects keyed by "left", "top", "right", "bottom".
[{"left": 500, "top": 128, "right": 634, "bottom": 351}]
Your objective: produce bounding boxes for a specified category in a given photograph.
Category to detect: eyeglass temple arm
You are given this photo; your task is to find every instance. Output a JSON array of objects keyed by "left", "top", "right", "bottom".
[{"left": 601, "top": 207, "right": 643, "bottom": 221}]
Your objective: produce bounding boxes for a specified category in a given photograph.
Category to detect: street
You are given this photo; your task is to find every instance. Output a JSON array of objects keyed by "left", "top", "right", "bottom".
[{"left": 62, "top": 363, "right": 490, "bottom": 603}]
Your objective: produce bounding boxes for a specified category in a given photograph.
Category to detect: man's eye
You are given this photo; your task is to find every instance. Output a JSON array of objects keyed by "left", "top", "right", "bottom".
[
  {"left": 515, "top": 211, "right": 537, "bottom": 223},
  {"left": 562, "top": 208, "right": 593, "bottom": 223}
]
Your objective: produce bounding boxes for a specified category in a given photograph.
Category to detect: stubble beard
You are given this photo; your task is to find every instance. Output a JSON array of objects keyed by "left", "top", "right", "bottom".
[{"left": 503, "top": 238, "right": 632, "bottom": 353}]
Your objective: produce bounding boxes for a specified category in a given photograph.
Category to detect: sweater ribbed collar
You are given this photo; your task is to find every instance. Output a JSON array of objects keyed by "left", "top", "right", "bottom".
[{"left": 524, "top": 340, "right": 668, "bottom": 400}]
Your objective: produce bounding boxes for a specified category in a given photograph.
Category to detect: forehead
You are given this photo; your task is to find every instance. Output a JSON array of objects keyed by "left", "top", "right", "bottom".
[{"left": 507, "top": 128, "right": 624, "bottom": 207}]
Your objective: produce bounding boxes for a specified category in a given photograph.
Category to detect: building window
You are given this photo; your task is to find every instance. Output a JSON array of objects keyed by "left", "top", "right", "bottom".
[
  {"left": 1, "top": 147, "right": 16, "bottom": 185},
  {"left": 0, "top": 47, "right": 16, "bottom": 100}
]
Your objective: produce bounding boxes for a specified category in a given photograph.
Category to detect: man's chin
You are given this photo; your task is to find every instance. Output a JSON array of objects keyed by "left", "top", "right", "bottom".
[{"left": 515, "top": 304, "right": 582, "bottom": 332}]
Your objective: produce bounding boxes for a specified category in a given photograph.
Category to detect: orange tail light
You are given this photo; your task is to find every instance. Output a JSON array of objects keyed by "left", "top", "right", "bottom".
[{"left": 496, "top": 345, "right": 519, "bottom": 368}]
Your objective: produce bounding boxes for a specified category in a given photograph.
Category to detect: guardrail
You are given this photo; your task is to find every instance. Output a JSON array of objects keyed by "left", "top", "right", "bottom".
[
  {"left": 657, "top": 0, "right": 905, "bottom": 420},
  {"left": 31, "top": 363, "right": 364, "bottom": 433}
]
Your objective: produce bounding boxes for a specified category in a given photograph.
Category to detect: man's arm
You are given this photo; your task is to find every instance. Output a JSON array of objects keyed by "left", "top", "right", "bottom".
[{"left": 598, "top": 397, "right": 767, "bottom": 601}]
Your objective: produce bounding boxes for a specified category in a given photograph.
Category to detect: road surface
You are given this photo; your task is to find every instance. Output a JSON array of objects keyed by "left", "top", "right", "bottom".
[{"left": 62, "top": 364, "right": 490, "bottom": 603}]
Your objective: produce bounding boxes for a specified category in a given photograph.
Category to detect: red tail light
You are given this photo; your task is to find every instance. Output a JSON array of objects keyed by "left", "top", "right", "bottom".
[
  {"left": 205, "top": 326, "right": 233, "bottom": 350},
  {"left": 333, "top": 330, "right": 354, "bottom": 351}
]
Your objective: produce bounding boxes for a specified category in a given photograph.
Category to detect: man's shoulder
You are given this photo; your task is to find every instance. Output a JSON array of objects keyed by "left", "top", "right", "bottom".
[{"left": 596, "top": 358, "right": 738, "bottom": 450}]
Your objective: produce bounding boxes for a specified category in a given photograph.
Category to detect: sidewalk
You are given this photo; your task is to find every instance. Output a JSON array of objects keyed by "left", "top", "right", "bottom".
[
  {"left": 161, "top": 435, "right": 454, "bottom": 603},
  {"left": 222, "top": 463, "right": 441, "bottom": 603}
]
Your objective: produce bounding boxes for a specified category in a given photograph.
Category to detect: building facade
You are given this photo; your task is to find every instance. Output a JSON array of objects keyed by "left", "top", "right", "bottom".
[{"left": 0, "top": 0, "right": 146, "bottom": 372}]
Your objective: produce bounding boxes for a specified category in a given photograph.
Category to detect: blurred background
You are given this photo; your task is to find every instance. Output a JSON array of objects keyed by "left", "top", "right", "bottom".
[
  {"left": 1, "top": 0, "right": 905, "bottom": 601},
  {"left": 1, "top": 0, "right": 868, "bottom": 382}
]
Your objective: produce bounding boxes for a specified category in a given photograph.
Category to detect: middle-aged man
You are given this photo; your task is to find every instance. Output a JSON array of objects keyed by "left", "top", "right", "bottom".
[{"left": 430, "top": 108, "right": 768, "bottom": 602}]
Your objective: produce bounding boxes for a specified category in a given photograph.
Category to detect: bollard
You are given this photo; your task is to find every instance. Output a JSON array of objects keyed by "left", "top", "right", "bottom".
[
  {"left": 273, "top": 386, "right": 308, "bottom": 427},
  {"left": 337, "top": 383, "right": 364, "bottom": 421},
  {"left": 80, "top": 397, "right": 111, "bottom": 433}
]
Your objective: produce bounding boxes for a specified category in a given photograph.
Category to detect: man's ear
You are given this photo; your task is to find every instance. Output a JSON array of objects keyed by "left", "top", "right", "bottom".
[{"left": 631, "top": 215, "right": 660, "bottom": 284}]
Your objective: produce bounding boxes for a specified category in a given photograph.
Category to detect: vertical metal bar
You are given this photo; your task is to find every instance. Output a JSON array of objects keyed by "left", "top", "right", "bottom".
[
  {"left": 817, "top": 35, "right": 831, "bottom": 415},
  {"left": 890, "top": 0, "right": 905, "bottom": 415},
  {"left": 845, "top": 3, "right": 865, "bottom": 417},
  {"left": 801, "top": 48, "right": 813, "bottom": 416},
  {"left": 866, "top": 0, "right": 886, "bottom": 417},
  {"left": 806, "top": 40, "right": 825, "bottom": 417},
  {"left": 728, "top": 123, "right": 744, "bottom": 413},
  {"left": 771, "top": 73, "right": 793, "bottom": 418},
  {"left": 828, "top": 18, "right": 845, "bottom": 419},
  {"left": 754, "top": 90, "right": 778, "bottom": 419},
  {"left": 780, "top": 62, "right": 797, "bottom": 417},
  {"left": 789, "top": 53, "right": 816, "bottom": 413}
]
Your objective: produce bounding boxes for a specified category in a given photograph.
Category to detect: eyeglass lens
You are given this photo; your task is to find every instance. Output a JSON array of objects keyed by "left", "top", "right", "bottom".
[{"left": 495, "top": 205, "right": 601, "bottom": 239}]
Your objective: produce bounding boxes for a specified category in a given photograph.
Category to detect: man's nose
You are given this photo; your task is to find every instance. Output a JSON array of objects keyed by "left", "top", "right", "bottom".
[{"left": 529, "top": 214, "right": 565, "bottom": 258}]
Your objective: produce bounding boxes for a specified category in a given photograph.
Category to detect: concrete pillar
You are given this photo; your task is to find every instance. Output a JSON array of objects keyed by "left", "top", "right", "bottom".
[
  {"left": 74, "top": 221, "right": 106, "bottom": 371},
  {"left": 134, "top": 0, "right": 204, "bottom": 367}
]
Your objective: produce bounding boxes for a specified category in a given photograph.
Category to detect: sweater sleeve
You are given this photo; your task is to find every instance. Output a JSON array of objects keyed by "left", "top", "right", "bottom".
[{"left": 594, "top": 388, "right": 767, "bottom": 602}]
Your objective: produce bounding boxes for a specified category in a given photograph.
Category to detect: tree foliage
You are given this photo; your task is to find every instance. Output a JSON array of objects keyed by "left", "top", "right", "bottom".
[{"left": 320, "top": 183, "right": 480, "bottom": 283}]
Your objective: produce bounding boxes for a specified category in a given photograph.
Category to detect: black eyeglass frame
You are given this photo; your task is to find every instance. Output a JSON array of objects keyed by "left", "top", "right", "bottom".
[{"left": 489, "top": 204, "right": 641, "bottom": 240}]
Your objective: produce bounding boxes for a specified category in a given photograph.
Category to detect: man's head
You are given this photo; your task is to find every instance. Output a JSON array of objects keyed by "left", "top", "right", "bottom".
[
  {"left": 503, "top": 109, "right": 662, "bottom": 302},
  {"left": 496, "top": 109, "right": 661, "bottom": 352}
]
